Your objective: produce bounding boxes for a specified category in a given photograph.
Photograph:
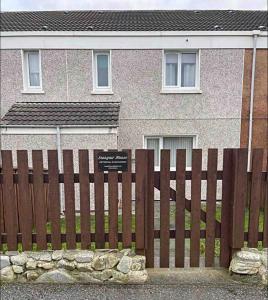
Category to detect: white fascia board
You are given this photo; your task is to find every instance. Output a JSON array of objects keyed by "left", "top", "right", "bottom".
[
  {"left": 0, "top": 126, "right": 118, "bottom": 135},
  {"left": 1, "top": 30, "right": 267, "bottom": 36},
  {"left": 1, "top": 31, "right": 267, "bottom": 49}
]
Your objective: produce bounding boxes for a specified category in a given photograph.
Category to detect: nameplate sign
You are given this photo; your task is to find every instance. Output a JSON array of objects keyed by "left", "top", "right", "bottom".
[{"left": 98, "top": 151, "right": 128, "bottom": 172}]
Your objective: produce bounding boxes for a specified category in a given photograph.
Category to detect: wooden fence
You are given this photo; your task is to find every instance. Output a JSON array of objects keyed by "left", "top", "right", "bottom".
[{"left": 0, "top": 148, "right": 267, "bottom": 268}]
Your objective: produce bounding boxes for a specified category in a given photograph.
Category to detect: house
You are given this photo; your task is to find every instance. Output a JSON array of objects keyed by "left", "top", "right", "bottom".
[{"left": 0, "top": 10, "right": 267, "bottom": 171}]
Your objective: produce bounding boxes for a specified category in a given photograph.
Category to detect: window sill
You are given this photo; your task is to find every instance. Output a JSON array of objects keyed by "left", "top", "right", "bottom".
[
  {"left": 91, "top": 90, "right": 114, "bottom": 95},
  {"left": 21, "top": 89, "right": 45, "bottom": 94},
  {"left": 160, "top": 89, "right": 202, "bottom": 94}
]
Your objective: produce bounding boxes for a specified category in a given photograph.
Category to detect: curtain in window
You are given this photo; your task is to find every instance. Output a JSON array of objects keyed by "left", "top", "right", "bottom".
[
  {"left": 28, "top": 52, "right": 40, "bottom": 87},
  {"left": 165, "top": 54, "right": 178, "bottom": 86},
  {"left": 97, "top": 54, "right": 109, "bottom": 87},
  {"left": 163, "top": 137, "right": 193, "bottom": 168},
  {"left": 146, "top": 138, "right": 160, "bottom": 167},
  {"left": 181, "top": 53, "right": 196, "bottom": 87}
]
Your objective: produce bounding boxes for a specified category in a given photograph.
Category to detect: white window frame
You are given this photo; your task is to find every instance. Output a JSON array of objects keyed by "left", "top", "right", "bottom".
[
  {"left": 92, "top": 50, "right": 113, "bottom": 94},
  {"left": 161, "top": 50, "right": 201, "bottom": 94},
  {"left": 144, "top": 135, "right": 198, "bottom": 171},
  {"left": 21, "top": 49, "right": 44, "bottom": 94}
]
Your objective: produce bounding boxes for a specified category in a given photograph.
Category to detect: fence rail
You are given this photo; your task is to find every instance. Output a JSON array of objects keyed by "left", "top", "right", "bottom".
[{"left": 0, "top": 148, "right": 267, "bottom": 268}]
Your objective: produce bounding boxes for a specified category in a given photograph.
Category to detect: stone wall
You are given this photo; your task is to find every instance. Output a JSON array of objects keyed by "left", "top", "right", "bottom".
[
  {"left": 0, "top": 249, "right": 148, "bottom": 284},
  {"left": 229, "top": 248, "right": 267, "bottom": 285}
]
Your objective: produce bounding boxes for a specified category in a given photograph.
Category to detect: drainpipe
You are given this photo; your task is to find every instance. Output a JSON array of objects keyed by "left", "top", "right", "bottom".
[
  {"left": 247, "top": 30, "right": 260, "bottom": 171},
  {"left": 56, "top": 126, "right": 64, "bottom": 212}
]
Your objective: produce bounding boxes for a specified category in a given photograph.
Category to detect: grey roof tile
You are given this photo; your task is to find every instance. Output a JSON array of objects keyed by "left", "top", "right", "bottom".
[
  {"left": 1, "top": 102, "right": 120, "bottom": 126},
  {"left": 0, "top": 10, "right": 267, "bottom": 32}
]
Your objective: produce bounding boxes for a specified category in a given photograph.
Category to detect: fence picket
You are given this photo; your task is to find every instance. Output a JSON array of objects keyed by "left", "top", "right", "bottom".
[
  {"left": 190, "top": 149, "right": 202, "bottom": 267},
  {"left": 263, "top": 152, "right": 268, "bottom": 247},
  {"left": 1, "top": 150, "right": 18, "bottom": 250},
  {"left": 79, "top": 150, "right": 91, "bottom": 249},
  {"left": 135, "top": 150, "right": 147, "bottom": 255},
  {"left": 262, "top": 168, "right": 268, "bottom": 248},
  {"left": 32, "top": 150, "right": 47, "bottom": 250},
  {"left": 17, "top": 150, "right": 33, "bottom": 250},
  {"left": 160, "top": 150, "right": 170, "bottom": 268},
  {"left": 0, "top": 182, "right": 3, "bottom": 250},
  {"left": 175, "top": 149, "right": 186, "bottom": 268},
  {"left": 47, "top": 150, "right": 61, "bottom": 250},
  {"left": 122, "top": 149, "right": 132, "bottom": 248},
  {"left": 94, "top": 150, "right": 105, "bottom": 249},
  {"left": 146, "top": 149, "right": 155, "bottom": 267},
  {"left": 108, "top": 165, "right": 118, "bottom": 249},
  {"left": 63, "top": 150, "right": 76, "bottom": 249},
  {"left": 232, "top": 149, "right": 248, "bottom": 249},
  {"left": 205, "top": 149, "right": 218, "bottom": 267}
]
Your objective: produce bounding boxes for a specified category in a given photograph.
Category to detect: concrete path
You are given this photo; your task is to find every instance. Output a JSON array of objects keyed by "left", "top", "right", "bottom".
[{"left": 1, "top": 269, "right": 267, "bottom": 300}]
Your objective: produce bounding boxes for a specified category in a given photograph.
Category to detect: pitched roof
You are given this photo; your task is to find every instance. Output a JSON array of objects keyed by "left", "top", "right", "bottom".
[
  {"left": 1, "top": 102, "right": 120, "bottom": 126},
  {"left": 0, "top": 10, "right": 267, "bottom": 32}
]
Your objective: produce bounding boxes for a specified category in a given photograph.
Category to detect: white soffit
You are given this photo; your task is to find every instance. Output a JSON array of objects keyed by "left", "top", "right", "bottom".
[{"left": 0, "top": 126, "right": 118, "bottom": 135}]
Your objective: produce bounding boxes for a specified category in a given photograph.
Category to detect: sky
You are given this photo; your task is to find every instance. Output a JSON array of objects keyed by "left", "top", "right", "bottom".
[{"left": 1, "top": 0, "right": 267, "bottom": 11}]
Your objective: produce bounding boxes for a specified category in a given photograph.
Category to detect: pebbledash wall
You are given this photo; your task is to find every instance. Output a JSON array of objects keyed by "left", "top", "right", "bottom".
[{"left": 1, "top": 48, "right": 244, "bottom": 168}]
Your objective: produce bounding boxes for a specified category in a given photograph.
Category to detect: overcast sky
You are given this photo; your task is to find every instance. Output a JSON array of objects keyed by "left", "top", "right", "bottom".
[{"left": 1, "top": 0, "right": 267, "bottom": 11}]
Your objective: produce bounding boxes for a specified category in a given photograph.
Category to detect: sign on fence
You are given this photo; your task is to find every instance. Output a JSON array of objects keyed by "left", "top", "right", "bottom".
[{"left": 97, "top": 151, "right": 129, "bottom": 172}]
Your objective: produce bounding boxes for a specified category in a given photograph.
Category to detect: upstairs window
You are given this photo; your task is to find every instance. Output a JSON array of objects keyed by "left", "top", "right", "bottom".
[
  {"left": 145, "top": 136, "right": 195, "bottom": 169},
  {"left": 92, "top": 51, "right": 112, "bottom": 93},
  {"left": 163, "top": 51, "right": 200, "bottom": 92},
  {"left": 22, "top": 50, "right": 42, "bottom": 91}
]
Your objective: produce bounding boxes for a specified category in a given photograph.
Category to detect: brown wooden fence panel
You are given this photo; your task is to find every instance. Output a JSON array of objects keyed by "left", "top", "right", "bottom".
[
  {"left": 1, "top": 150, "right": 18, "bottom": 250},
  {"left": 108, "top": 167, "right": 118, "bottom": 249},
  {"left": 248, "top": 149, "right": 263, "bottom": 247},
  {"left": 47, "top": 150, "right": 61, "bottom": 250},
  {"left": 145, "top": 149, "right": 154, "bottom": 267},
  {"left": 122, "top": 149, "right": 132, "bottom": 248},
  {"left": 32, "top": 150, "right": 47, "bottom": 250},
  {"left": 220, "top": 149, "right": 234, "bottom": 267},
  {"left": 63, "top": 150, "right": 76, "bottom": 249},
  {"left": 94, "top": 150, "right": 105, "bottom": 249},
  {"left": 135, "top": 150, "right": 147, "bottom": 255},
  {"left": 79, "top": 150, "right": 91, "bottom": 249},
  {"left": 17, "top": 150, "right": 33, "bottom": 250},
  {"left": 190, "top": 149, "right": 202, "bottom": 267},
  {"left": 160, "top": 150, "right": 170, "bottom": 268},
  {"left": 205, "top": 149, "right": 218, "bottom": 267},
  {"left": 175, "top": 149, "right": 186, "bottom": 268},
  {"left": 232, "top": 148, "right": 248, "bottom": 249}
]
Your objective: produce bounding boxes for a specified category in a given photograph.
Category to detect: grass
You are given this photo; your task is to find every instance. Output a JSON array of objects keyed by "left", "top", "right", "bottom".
[{"left": 1, "top": 205, "right": 265, "bottom": 256}]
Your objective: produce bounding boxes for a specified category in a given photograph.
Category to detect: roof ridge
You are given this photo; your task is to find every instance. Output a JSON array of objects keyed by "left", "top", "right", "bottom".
[{"left": 1, "top": 10, "right": 267, "bottom": 13}]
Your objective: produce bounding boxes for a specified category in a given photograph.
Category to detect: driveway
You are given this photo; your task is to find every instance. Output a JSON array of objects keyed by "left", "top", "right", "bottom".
[{"left": 1, "top": 269, "right": 267, "bottom": 300}]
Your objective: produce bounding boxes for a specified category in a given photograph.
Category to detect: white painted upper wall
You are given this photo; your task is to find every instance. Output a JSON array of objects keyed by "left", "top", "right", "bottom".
[{"left": 1, "top": 31, "right": 268, "bottom": 49}]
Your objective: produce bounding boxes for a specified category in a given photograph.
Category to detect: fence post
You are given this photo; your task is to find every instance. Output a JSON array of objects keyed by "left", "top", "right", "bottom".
[{"left": 231, "top": 148, "right": 248, "bottom": 252}]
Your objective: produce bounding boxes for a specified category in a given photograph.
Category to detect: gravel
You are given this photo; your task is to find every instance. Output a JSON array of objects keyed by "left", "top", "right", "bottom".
[{"left": 1, "top": 283, "right": 267, "bottom": 300}]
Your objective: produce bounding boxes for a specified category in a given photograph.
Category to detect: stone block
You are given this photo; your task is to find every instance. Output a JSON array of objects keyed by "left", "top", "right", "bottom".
[
  {"left": 0, "top": 266, "right": 15, "bottom": 282},
  {"left": 0, "top": 255, "right": 10, "bottom": 270},
  {"left": 10, "top": 254, "right": 27, "bottom": 266},
  {"left": 36, "top": 269, "right": 76, "bottom": 283}
]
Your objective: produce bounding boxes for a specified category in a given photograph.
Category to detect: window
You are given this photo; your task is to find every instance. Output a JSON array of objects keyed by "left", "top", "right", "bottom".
[
  {"left": 162, "top": 51, "right": 200, "bottom": 93},
  {"left": 145, "top": 136, "right": 195, "bottom": 169},
  {"left": 92, "top": 51, "right": 112, "bottom": 93},
  {"left": 22, "top": 50, "right": 42, "bottom": 92}
]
